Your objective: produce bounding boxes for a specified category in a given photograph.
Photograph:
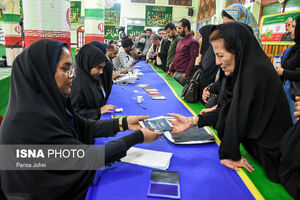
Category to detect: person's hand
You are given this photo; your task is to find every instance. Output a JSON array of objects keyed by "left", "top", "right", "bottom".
[
  {"left": 166, "top": 71, "right": 174, "bottom": 77},
  {"left": 153, "top": 60, "right": 157, "bottom": 65},
  {"left": 275, "top": 65, "right": 284, "bottom": 76},
  {"left": 168, "top": 113, "right": 192, "bottom": 134},
  {"left": 146, "top": 59, "right": 149, "bottom": 63},
  {"left": 127, "top": 115, "right": 149, "bottom": 131},
  {"left": 139, "top": 53, "right": 143, "bottom": 56},
  {"left": 140, "top": 128, "right": 163, "bottom": 144},
  {"left": 220, "top": 157, "right": 255, "bottom": 172},
  {"left": 153, "top": 52, "right": 158, "bottom": 56},
  {"left": 183, "top": 74, "right": 188, "bottom": 81},
  {"left": 128, "top": 68, "right": 134, "bottom": 73},
  {"left": 120, "top": 68, "right": 127, "bottom": 74},
  {"left": 195, "top": 54, "right": 202, "bottom": 65},
  {"left": 112, "top": 72, "right": 122, "bottom": 79},
  {"left": 202, "top": 87, "right": 210, "bottom": 103},
  {"left": 294, "top": 96, "right": 300, "bottom": 121},
  {"left": 101, "top": 105, "right": 117, "bottom": 114},
  {"left": 200, "top": 105, "right": 217, "bottom": 115},
  {"left": 131, "top": 50, "right": 137, "bottom": 58}
]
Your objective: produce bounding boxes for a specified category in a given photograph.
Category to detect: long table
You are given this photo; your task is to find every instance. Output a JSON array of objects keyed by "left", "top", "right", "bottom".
[{"left": 85, "top": 61, "right": 256, "bottom": 200}]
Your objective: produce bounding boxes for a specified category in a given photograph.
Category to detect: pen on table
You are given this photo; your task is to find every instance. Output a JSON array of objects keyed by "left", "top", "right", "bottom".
[{"left": 139, "top": 103, "right": 147, "bottom": 109}]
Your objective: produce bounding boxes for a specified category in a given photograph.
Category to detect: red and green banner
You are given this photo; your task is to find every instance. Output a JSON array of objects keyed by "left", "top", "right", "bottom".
[{"left": 260, "top": 10, "right": 300, "bottom": 45}]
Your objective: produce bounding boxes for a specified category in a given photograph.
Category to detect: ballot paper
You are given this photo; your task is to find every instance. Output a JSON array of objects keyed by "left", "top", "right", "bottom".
[
  {"left": 121, "top": 147, "right": 173, "bottom": 170},
  {"left": 139, "top": 116, "right": 173, "bottom": 132}
]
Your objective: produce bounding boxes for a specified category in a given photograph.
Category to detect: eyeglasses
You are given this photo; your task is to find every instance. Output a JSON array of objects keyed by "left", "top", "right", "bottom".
[{"left": 66, "top": 67, "right": 75, "bottom": 78}]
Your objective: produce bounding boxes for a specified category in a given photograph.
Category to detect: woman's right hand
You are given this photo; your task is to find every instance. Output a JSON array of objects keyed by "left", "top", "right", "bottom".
[
  {"left": 202, "top": 87, "right": 211, "bottom": 103},
  {"left": 100, "top": 105, "right": 117, "bottom": 114},
  {"left": 140, "top": 128, "right": 163, "bottom": 144},
  {"left": 168, "top": 113, "right": 192, "bottom": 134},
  {"left": 195, "top": 54, "right": 202, "bottom": 66},
  {"left": 200, "top": 105, "right": 217, "bottom": 115},
  {"left": 220, "top": 157, "right": 255, "bottom": 172}
]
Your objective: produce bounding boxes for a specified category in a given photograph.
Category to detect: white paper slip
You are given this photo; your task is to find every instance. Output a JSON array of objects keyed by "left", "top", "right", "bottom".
[{"left": 121, "top": 147, "right": 173, "bottom": 170}]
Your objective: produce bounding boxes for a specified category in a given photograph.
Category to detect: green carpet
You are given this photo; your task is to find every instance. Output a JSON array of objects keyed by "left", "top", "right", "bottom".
[
  {"left": 150, "top": 64, "right": 293, "bottom": 200},
  {"left": 0, "top": 76, "right": 11, "bottom": 116}
]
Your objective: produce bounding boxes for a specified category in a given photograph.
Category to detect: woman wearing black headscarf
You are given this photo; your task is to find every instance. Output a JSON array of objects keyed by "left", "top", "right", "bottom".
[
  {"left": 70, "top": 43, "right": 116, "bottom": 120},
  {"left": 0, "top": 39, "right": 162, "bottom": 199},
  {"left": 169, "top": 22, "right": 292, "bottom": 182},
  {"left": 90, "top": 40, "right": 114, "bottom": 104},
  {"left": 182, "top": 25, "right": 219, "bottom": 103},
  {"left": 196, "top": 25, "right": 219, "bottom": 98},
  {"left": 275, "top": 16, "right": 300, "bottom": 124}
]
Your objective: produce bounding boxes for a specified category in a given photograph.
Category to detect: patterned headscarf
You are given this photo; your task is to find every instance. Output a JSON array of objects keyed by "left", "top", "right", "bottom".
[{"left": 223, "top": 4, "right": 261, "bottom": 44}]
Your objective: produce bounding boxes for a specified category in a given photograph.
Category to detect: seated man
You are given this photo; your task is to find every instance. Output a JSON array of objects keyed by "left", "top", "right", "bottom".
[
  {"left": 105, "top": 44, "right": 122, "bottom": 79},
  {"left": 113, "top": 38, "right": 136, "bottom": 73}
]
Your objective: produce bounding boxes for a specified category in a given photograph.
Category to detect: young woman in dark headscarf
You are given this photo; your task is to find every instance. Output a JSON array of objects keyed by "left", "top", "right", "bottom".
[
  {"left": 90, "top": 40, "right": 114, "bottom": 104},
  {"left": 0, "top": 39, "right": 162, "bottom": 200},
  {"left": 183, "top": 25, "right": 219, "bottom": 103},
  {"left": 70, "top": 43, "right": 117, "bottom": 120},
  {"left": 169, "top": 22, "right": 292, "bottom": 182},
  {"left": 196, "top": 25, "right": 219, "bottom": 99},
  {"left": 275, "top": 16, "right": 300, "bottom": 124}
]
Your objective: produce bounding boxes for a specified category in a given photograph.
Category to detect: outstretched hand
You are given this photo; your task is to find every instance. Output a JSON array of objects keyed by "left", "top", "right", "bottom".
[
  {"left": 101, "top": 105, "right": 117, "bottom": 114},
  {"left": 127, "top": 115, "right": 149, "bottom": 131},
  {"left": 168, "top": 113, "right": 191, "bottom": 134},
  {"left": 220, "top": 157, "right": 255, "bottom": 172},
  {"left": 140, "top": 128, "right": 163, "bottom": 144}
]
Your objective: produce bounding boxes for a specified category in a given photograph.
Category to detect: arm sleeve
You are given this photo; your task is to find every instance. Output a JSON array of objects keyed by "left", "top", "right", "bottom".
[
  {"left": 146, "top": 44, "right": 154, "bottom": 60},
  {"left": 158, "top": 41, "right": 170, "bottom": 59},
  {"left": 197, "top": 107, "right": 220, "bottom": 128},
  {"left": 70, "top": 88, "right": 101, "bottom": 120},
  {"left": 119, "top": 51, "right": 135, "bottom": 69},
  {"left": 104, "top": 130, "right": 144, "bottom": 164},
  {"left": 186, "top": 42, "right": 200, "bottom": 76},
  {"left": 282, "top": 69, "right": 300, "bottom": 81}
]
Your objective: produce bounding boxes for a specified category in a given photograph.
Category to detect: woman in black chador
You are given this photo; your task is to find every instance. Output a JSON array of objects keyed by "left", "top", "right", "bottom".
[
  {"left": 71, "top": 44, "right": 116, "bottom": 120},
  {"left": 0, "top": 39, "right": 162, "bottom": 200},
  {"left": 170, "top": 22, "right": 292, "bottom": 183}
]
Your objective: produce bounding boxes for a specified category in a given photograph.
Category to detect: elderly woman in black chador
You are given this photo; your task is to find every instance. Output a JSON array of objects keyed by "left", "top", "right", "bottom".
[{"left": 170, "top": 22, "right": 292, "bottom": 183}]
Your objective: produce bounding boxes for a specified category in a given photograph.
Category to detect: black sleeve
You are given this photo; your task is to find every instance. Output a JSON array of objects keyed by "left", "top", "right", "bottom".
[
  {"left": 70, "top": 88, "right": 101, "bottom": 120},
  {"left": 282, "top": 69, "right": 300, "bottom": 81},
  {"left": 73, "top": 113, "right": 120, "bottom": 144},
  {"left": 104, "top": 130, "right": 144, "bottom": 164},
  {"left": 197, "top": 107, "right": 221, "bottom": 127}
]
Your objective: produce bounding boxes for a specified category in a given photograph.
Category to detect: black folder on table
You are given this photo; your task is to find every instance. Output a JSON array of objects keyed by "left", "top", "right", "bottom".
[{"left": 164, "top": 126, "right": 215, "bottom": 145}]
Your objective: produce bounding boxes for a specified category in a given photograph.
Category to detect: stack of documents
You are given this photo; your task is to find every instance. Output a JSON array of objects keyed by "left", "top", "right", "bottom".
[{"left": 121, "top": 147, "right": 173, "bottom": 170}]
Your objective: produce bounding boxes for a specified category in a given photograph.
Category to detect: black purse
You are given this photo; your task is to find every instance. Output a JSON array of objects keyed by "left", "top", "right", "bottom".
[{"left": 181, "top": 68, "right": 202, "bottom": 103}]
